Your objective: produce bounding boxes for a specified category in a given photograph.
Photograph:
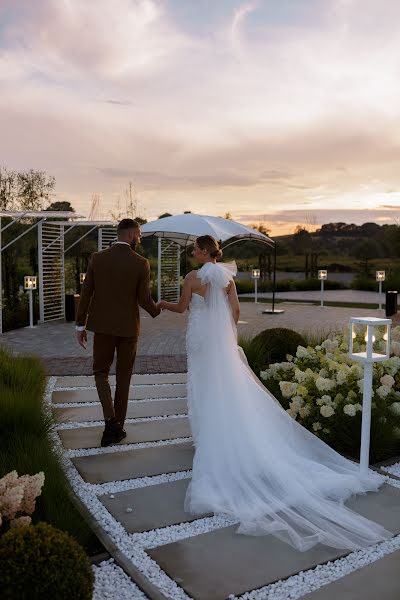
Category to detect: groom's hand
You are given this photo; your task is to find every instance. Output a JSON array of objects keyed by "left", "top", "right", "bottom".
[
  {"left": 76, "top": 329, "right": 87, "bottom": 349},
  {"left": 157, "top": 301, "right": 167, "bottom": 311}
]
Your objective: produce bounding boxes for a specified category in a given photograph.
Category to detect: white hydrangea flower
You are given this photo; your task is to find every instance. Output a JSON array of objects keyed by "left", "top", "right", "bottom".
[
  {"left": 286, "top": 354, "right": 294, "bottom": 362},
  {"left": 319, "top": 368, "right": 329, "bottom": 378},
  {"left": 389, "top": 402, "right": 400, "bottom": 416},
  {"left": 321, "top": 339, "right": 339, "bottom": 352},
  {"left": 260, "top": 369, "right": 272, "bottom": 380},
  {"left": 320, "top": 405, "right": 335, "bottom": 418},
  {"left": 290, "top": 395, "right": 304, "bottom": 408},
  {"left": 380, "top": 374, "right": 395, "bottom": 388},
  {"left": 322, "top": 428, "right": 330, "bottom": 434},
  {"left": 350, "top": 364, "right": 364, "bottom": 379},
  {"left": 376, "top": 385, "right": 391, "bottom": 399},
  {"left": 296, "top": 346, "right": 310, "bottom": 359},
  {"left": 343, "top": 404, "right": 357, "bottom": 417},
  {"left": 294, "top": 368, "right": 307, "bottom": 383},
  {"left": 336, "top": 370, "right": 348, "bottom": 385},
  {"left": 298, "top": 405, "right": 311, "bottom": 418},
  {"left": 335, "top": 393, "right": 344, "bottom": 403},
  {"left": 315, "top": 376, "right": 335, "bottom": 392},
  {"left": 312, "top": 422, "right": 322, "bottom": 431},
  {"left": 354, "top": 403, "right": 363, "bottom": 412},
  {"left": 279, "top": 381, "right": 298, "bottom": 398},
  {"left": 347, "top": 390, "right": 358, "bottom": 401},
  {"left": 357, "top": 378, "right": 364, "bottom": 392}
]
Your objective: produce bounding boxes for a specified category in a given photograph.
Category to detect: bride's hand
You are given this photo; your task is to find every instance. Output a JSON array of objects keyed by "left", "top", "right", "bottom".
[{"left": 158, "top": 301, "right": 168, "bottom": 311}]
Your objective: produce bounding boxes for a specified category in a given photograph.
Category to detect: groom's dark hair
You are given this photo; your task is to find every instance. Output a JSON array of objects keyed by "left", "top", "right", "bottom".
[{"left": 117, "top": 218, "right": 139, "bottom": 232}]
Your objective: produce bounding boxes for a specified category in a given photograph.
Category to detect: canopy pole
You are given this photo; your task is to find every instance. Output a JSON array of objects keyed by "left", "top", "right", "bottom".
[
  {"left": 272, "top": 241, "right": 277, "bottom": 312},
  {"left": 157, "top": 237, "right": 161, "bottom": 302}
]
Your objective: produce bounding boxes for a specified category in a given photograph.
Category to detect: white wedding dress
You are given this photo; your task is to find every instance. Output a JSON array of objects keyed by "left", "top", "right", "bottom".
[{"left": 184, "top": 261, "right": 392, "bottom": 552}]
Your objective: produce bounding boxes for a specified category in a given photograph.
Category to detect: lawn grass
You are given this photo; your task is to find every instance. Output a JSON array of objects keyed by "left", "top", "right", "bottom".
[{"left": 0, "top": 348, "right": 99, "bottom": 553}]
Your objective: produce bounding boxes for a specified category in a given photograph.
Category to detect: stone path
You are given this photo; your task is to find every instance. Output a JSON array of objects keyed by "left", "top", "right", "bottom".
[{"left": 52, "top": 374, "right": 400, "bottom": 600}]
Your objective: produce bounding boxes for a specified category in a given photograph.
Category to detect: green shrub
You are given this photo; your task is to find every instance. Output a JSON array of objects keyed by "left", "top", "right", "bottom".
[
  {"left": 242, "top": 328, "right": 306, "bottom": 376},
  {"left": 0, "top": 349, "right": 96, "bottom": 551},
  {"left": 0, "top": 522, "right": 94, "bottom": 600}
]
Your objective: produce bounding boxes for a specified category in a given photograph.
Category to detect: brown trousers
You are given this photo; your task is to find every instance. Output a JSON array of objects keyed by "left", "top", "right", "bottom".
[{"left": 93, "top": 333, "right": 137, "bottom": 426}]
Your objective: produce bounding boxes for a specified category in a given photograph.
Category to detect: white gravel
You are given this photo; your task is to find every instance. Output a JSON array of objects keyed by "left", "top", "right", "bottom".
[
  {"left": 382, "top": 462, "right": 400, "bottom": 478},
  {"left": 93, "top": 559, "right": 148, "bottom": 599},
  {"left": 57, "top": 414, "right": 188, "bottom": 430}
]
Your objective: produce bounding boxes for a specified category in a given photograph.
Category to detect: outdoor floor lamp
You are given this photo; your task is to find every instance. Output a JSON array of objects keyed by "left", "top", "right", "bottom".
[
  {"left": 349, "top": 316, "right": 392, "bottom": 476},
  {"left": 24, "top": 276, "right": 37, "bottom": 328},
  {"left": 376, "top": 271, "right": 385, "bottom": 311},
  {"left": 318, "top": 270, "right": 327, "bottom": 307},
  {"left": 252, "top": 268, "right": 260, "bottom": 304}
]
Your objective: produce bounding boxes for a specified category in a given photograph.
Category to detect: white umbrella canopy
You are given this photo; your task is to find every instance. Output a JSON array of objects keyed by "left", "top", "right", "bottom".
[{"left": 141, "top": 213, "right": 274, "bottom": 246}]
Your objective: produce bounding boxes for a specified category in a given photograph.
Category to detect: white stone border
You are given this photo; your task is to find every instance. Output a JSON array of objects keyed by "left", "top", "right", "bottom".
[
  {"left": 53, "top": 397, "right": 187, "bottom": 409},
  {"left": 66, "top": 436, "right": 192, "bottom": 458},
  {"left": 93, "top": 558, "right": 148, "bottom": 600}
]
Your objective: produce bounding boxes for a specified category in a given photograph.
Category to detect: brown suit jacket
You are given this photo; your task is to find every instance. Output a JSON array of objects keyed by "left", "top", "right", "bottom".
[{"left": 76, "top": 243, "right": 160, "bottom": 337}]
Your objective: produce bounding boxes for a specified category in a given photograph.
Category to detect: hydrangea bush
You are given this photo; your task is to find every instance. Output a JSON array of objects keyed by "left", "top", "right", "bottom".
[
  {"left": 0, "top": 471, "right": 44, "bottom": 532},
  {"left": 261, "top": 326, "right": 400, "bottom": 462}
]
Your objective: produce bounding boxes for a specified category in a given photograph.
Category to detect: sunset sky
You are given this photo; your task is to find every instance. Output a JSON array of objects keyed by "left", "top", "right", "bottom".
[{"left": 1, "top": 0, "right": 400, "bottom": 235}]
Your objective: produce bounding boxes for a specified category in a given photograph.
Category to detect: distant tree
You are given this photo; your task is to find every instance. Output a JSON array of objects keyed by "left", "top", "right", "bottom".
[
  {"left": 158, "top": 212, "right": 172, "bottom": 219},
  {"left": 353, "top": 239, "right": 382, "bottom": 274},
  {"left": 46, "top": 201, "right": 75, "bottom": 212},
  {"left": 184, "top": 210, "right": 192, "bottom": 214},
  {"left": 0, "top": 166, "right": 17, "bottom": 210},
  {"left": 17, "top": 169, "right": 55, "bottom": 210},
  {"left": 224, "top": 212, "right": 232, "bottom": 220},
  {"left": 249, "top": 223, "right": 271, "bottom": 236}
]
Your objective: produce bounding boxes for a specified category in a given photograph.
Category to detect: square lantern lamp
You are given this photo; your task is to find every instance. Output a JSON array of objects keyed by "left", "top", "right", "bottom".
[
  {"left": 24, "top": 276, "right": 37, "bottom": 290},
  {"left": 376, "top": 271, "right": 385, "bottom": 311},
  {"left": 318, "top": 270, "right": 327, "bottom": 307},
  {"left": 349, "top": 316, "right": 392, "bottom": 475},
  {"left": 251, "top": 268, "right": 260, "bottom": 304},
  {"left": 318, "top": 270, "right": 327, "bottom": 280},
  {"left": 80, "top": 273, "right": 86, "bottom": 284},
  {"left": 24, "top": 276, "right": 37, "bottom": 328}
]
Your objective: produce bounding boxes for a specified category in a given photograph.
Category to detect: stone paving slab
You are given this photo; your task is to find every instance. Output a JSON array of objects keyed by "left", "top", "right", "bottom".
[
  {"left": 303, "top": 549, "right": 400, "bottom": 600},
  {"left": 58, "top": 417, "right": 191, "bottom": 450},
  {"left": 52, "top": 383, "right": 187, "bottom": 404},
  {"left": 54, "top": 398, "right": 188, "bottom": 423},
  {"left": 56, "top": 373, "right": 187, "bottom": 387},
  {"left": 148, "top": 484, "right": 400, "bottom": 600},
  {"left": 99, "top": 478, "right": 211, "bottom": 533},
  {"left": 72, "top": 442, "right": 194, "bottom": 484}
]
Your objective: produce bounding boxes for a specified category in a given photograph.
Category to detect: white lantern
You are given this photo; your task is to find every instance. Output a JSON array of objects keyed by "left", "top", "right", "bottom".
[
  {"left": 24, "top": 276, "right": 37, "bottom": 328},
  {"left": 251, "top": 269, "right": 260, "bottom": 304},
  {"left": 24, "top": 275, "right": 37, "bottom": 290},
  {"left": 376, "top": 271, "right": 385, "bottom": 311},
  {"left": 348, "top": 316, "right": 392, "bottom": 475},
  {"left": 349, "top": 317, "right": 391, "bottom": 362},
  {"left": 318, "top": 270, "right": 327, "bottom": 280},
  {"left": 80, "top": 273, "right": 86, "bottom": 284}
]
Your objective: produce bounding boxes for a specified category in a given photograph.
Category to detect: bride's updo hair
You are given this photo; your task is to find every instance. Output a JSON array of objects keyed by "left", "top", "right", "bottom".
[{"left": 196, "top": 235, "right": 223, "bottom": 260}]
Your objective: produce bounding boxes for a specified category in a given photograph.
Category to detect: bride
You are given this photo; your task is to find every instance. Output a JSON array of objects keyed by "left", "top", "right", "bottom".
[{"left": 158, "top": 234, "right": 392, "bottom": 552}]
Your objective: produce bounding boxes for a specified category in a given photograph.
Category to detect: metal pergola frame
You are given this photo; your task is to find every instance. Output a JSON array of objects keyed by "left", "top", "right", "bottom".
[{"left": 0, "top": 212, "right": 117, "bottom": 333}]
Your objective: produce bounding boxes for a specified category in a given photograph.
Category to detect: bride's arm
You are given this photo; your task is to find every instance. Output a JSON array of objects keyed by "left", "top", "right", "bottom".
[
  {"left": 158, "top": 273, "right": 193, "bottom": 313},
  {"left": 227, "top": 280, "right": 240, "bottom": 324}
]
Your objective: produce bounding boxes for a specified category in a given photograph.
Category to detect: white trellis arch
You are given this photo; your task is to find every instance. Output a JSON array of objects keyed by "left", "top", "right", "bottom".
[
  {"left": 157, "top": 238, "right": 181, "bottom": 302},
  {"left": 0, "top": 210, "right": 80, "bottom": 334},
  {"left": 37, "top": 221, "right": 117, "bottom": 324}
]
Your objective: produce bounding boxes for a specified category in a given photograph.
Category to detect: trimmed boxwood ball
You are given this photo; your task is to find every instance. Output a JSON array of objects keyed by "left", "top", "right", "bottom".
[
  {"left": 246, "top": 328, "right": 306, "bottom": 376},
  {"left": 0, "top": 522, "right": 94, "bottom": 600}
]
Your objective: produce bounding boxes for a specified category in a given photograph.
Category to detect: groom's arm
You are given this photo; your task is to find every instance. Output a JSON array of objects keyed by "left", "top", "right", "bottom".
[
  {"left": 76, "top": 256, "right": 95, "bottom": 328},
  {"left": 137, "top": 260, "right": 160, "bottom": 318}
]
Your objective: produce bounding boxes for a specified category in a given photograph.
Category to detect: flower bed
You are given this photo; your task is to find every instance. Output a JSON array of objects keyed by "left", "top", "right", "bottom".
[{"left": 261, "top": 326, "right": 400, "bottom": 463}]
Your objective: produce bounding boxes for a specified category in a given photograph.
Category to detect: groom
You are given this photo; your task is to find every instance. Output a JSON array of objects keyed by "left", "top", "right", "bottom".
[{"left": 75, "top": 218, "right": 160, "bottom": 446}]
